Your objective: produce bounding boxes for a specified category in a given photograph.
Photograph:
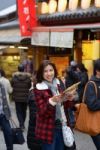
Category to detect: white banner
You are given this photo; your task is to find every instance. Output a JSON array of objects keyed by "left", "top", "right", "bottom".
[
  {"left": 50, "top": 31, "right": 74, "bottom": 48},
  {"left": 31, "top": 32, "right": 50, "bottom": 46}
]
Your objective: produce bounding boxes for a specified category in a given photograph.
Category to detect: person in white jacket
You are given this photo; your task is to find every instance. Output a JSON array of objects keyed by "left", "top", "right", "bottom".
[{"left": 0, "top": 69, "right": 12, "bottom": 104}]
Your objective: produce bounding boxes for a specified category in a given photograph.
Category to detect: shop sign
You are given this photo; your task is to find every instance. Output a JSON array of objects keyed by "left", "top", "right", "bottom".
[
  {"left": 50, "top": 31, "right": 74, "bottom": 48},
  {"left": 31, "top": 32, "right": 50, "bottom": 46},
  {"left": 17, "top": 0, "right": 37, "bottom": 36}
]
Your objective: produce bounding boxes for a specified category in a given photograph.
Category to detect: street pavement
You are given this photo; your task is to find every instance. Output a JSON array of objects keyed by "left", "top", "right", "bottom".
[{"left": 0, "top": 102, "right": 97, "bottom": 150}]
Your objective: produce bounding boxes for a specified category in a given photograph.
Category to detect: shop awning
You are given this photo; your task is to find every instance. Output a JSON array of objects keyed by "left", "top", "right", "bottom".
[
  {"left": 0, "top": 20, "right": 30, "bottom": 44},
  {"left": 32, "top": 31, "right": 50, "bottom": 47},
  {"left": 31, "top": 28, "right": 74, "bottom": 48},
  {"left": 31, "top": 23, "right": 100, "bottom": 48},
  {"left": 0, "top": 28, "right": 30, "bottom": 44},
  {"left": 50, "top": 30, "right": 74, "bottom": 48}
]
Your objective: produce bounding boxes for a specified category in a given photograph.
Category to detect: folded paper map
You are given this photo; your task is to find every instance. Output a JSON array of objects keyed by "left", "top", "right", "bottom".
[{"left": 63, "top": 82, "right": 81, "bottom": 94}]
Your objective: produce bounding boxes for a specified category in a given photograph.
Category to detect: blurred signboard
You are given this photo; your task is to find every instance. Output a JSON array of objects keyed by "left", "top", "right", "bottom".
[
  {"left": 50, "top": 31, "right": 74, "bottom": 48},
  {"left": 17, "top": 0, "right": 37, "bottom": 36},
  {"left": 31, "top": 30, "right": 74, "bottom": 48},
  {"left": 31, "top": 31, "right": 50, "bottom": 46}
]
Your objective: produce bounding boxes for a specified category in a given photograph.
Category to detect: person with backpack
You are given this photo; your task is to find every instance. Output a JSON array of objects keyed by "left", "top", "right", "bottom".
[{"left": 11, "top": 64, "right": 31, "bottom": 130}]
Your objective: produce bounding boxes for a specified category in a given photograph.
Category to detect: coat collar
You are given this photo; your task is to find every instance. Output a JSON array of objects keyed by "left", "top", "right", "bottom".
[{"left": 36, "top": 78, "right": 60, "bottom": 90}]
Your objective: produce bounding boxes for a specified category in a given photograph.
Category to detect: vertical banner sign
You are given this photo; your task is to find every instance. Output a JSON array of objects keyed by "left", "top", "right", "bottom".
[{"left": 17, "top": 0, "right": 37, "bottom": 36}]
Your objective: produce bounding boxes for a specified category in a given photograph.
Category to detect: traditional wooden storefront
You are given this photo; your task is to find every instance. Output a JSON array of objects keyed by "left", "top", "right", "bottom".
[{"left": 31, "top": 0, "right": 100, "bottom": 76}]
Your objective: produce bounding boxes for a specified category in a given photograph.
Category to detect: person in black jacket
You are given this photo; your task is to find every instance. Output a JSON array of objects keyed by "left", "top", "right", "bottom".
[
  {"left": 11, "top": 64, "right": 31, "bottom": 129},
  {"left": 65, "top": 61, "right": 79, "bottom": 88},
  {"left": 84, "top": 59, "right": 100, "bottom": 150},
  {"left": 76, "top": 63, "right": 88, "bottom": 102},
  {"left": 27, "top": 89, "right": 42, "bottom": 150},
  {"left": 65, "top": 61, "right": 79, "bottom": 129}
]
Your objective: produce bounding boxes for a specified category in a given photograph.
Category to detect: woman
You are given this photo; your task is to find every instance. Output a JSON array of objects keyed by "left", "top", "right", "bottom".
[
  {"left": 34, "top": 60, "right": 77, "bottom": 150},
  {"left": 84, "top": 59, "right": 100, "bottom": 150}
]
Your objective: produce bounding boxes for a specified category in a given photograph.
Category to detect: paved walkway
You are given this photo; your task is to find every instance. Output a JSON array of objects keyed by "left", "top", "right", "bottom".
[
  {"left": 0, "top": 102, "right": 29, "bottom": 150},
  {"left": 0, "top": 102, "right": 96, "bottom": 150}
]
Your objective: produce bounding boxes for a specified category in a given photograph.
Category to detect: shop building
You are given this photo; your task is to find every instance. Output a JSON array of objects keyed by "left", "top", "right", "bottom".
[
  {"left": 0, "top": 0, "right": 100, "bottom": 77},
  {"left": 0, "top": 0, "right": 35, "bottom": 77},
  {"left": 31, "top": 0, "right": 100, "bottom": 77}
]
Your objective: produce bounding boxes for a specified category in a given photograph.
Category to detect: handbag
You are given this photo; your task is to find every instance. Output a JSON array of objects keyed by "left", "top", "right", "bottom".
[
  {"left": 75, "top": 81, "right": 100, "bottom": 136},
  {"left": 10, "top": 119, "right": 25, "bottom": 144},
  {"left": 60, "top": 104, "right": 75, "bottom": 147}
]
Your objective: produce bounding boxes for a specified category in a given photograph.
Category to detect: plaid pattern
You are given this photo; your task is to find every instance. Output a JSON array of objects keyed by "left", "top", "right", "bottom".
[
  {"left": 34, "top": 88, "right": 55, "bottom": 144},
  {"left": 34, "top": 84, "right": 75, "bottom": 144}
]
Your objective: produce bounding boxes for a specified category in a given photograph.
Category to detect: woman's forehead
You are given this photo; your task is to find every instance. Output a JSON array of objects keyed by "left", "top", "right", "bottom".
[{"left": 44, "top": 64, "right": 53, "bottom": 69}]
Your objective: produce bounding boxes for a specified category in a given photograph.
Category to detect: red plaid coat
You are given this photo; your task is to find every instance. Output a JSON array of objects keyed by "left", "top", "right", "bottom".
[{"left": 34, "top": 79, "right": 74, "bottom": 144}]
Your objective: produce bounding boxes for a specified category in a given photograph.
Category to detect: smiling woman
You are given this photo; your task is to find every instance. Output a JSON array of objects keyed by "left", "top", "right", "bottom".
[
  {"left": 34, "top": 60, "right": 77, "bottom": 150},
  {"left": 43, "top": 64, "right": 55, "bottom": 83}
]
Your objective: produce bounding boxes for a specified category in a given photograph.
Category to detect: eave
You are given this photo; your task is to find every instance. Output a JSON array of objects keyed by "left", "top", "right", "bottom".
[{"left": 38, "top": 7, "right": 100, "bottom": 26}]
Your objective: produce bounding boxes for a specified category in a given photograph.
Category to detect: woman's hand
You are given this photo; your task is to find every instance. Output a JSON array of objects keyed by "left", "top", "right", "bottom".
[
  {"left": 60, "top": 91, "right": 77, "bottom": 102},
  {"left": 51, "top": 95, "right": 62, "bottom": 103},
  {"left": 65, "top": 93, "right": 75, "bottom": 101},
  {"left": 50, "top": 91, "right": 77, "bottom": 103}
]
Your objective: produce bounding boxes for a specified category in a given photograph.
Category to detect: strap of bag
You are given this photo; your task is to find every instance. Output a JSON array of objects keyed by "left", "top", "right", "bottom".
[
  {"left": 82, "top": 81, "right": 97, "bottom": 103},
  {"left": 10, "top": 118, "right": 18, "bottom": 128},
  {"left": 60, "top": 104, "right": 67, "bottom": 124}
]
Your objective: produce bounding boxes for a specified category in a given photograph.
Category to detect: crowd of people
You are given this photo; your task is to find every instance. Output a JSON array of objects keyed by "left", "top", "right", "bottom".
[{"left": 0, "top": 58, "right": 100, "bottom": 150}]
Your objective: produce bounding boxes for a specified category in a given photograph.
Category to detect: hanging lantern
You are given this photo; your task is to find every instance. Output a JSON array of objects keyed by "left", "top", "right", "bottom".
[
  {"left": 58, "top": 0, "right": 67, "bottom": 12},
  {"left": 69, "top": 0, "right": 79, "bottom": 10},
  {"left": 95, "top": 0, "right": 100, "bottom": 7},
  {"left": 81, "top": 0, "right": 91, "bottom": 9},
  {"left": 48, "top": 0, "right": 57, "bottom": 14},
  {"left": 41, "top": 2, "right": 49, "bottom": 14}
]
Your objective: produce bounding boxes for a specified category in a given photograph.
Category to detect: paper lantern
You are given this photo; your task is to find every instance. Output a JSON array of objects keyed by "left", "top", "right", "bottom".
[
  {"left": 81, "top": 0, "right": 91, "bottom": 9},
  {"left": 95, "top": 0, "right": 100, "bottom": 7},
  {"left": 58, "top": 0, "right": 67, "bottom": 12},
  {"left": 48, "top": 0, "right": 57, "bottom": 14},
  {"left": 69, "top": 0, "right": 79, "bottom": 10},
  {"left": 41, "top": 2, "right": 49, "bottom": 14}
]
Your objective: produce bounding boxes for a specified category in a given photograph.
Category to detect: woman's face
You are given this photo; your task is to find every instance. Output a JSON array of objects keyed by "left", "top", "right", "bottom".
[{"left": 43, "top": 65, "right": 55, "bottom": 82}]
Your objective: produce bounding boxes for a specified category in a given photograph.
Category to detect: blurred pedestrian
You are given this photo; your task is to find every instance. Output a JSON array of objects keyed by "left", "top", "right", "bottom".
[
  {"left": 22, "top": 57, "right": 34, "bottom": 74},
  {"left": 0, "top": 69, "right": 12, "bottom": 105},
  {"left": 27, "top": 88, "right": 42, "bottom": 150},
  {"left": 27, "top": 70, "right": 42, "bottom": 150},
  {"left": 34, "top": 60, "right": 77, "bottom": 150},
  {"left": 65, "top": 61, "right": 79, "bottom": 129},
  {"left": 11, "top": 64, "right": 31, "bottom": 130},
  {"left": 76, "top": 63, "right": 88, "bottom": 102},
  {"left": 65, "top": 60, "right": 79, "bottom": 88},
  {"left": 59, "top": 69, "right": 67, "bottom": 91},
  {"left": 0, "top": 82, "right": 13, "bottom": 150},
  {"left": 84, "top": 59, "right": 100, "bottom": 150}
]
